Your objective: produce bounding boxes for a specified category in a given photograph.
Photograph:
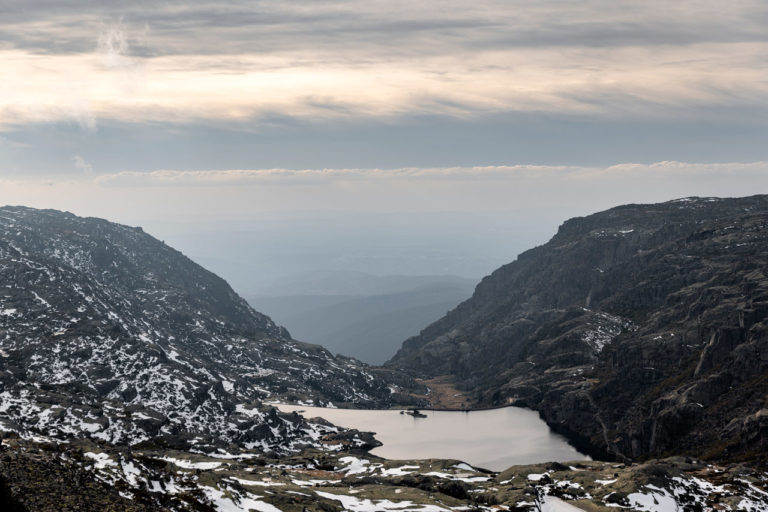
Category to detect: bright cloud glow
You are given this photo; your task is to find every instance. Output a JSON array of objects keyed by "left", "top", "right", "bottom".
[
  {"left": 2, "top": 43, "right": 767, "bottom": 128},
  {"left": 1, "top": 1, "right": 767, "bottom": 129}
]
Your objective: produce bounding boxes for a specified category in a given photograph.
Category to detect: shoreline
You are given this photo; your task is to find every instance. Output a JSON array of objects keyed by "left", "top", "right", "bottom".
[
  {"left": 268, "top": 401, "right": 521, "bottom": 413},
  {"left": 270, "top": 401, "right": 600, "bottom": 465}
]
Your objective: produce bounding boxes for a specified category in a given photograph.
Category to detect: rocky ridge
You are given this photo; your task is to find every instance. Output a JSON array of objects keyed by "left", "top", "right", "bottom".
[
  {"left": 389, "top": 195, "right": 768, "bottom": 463},
  {"left": 0, "top": 206, "right": 420, "bottom": 454}
]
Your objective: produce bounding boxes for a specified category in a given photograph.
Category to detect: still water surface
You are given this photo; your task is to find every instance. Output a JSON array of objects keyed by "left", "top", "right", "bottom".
[{"left": 274, "top": 404, "right": 588, "bottom": 471}]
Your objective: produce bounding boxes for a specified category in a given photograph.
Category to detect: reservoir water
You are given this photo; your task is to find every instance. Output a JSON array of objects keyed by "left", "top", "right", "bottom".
[{"left": 274, "top": 404, "right": 589, "bottom": 471}]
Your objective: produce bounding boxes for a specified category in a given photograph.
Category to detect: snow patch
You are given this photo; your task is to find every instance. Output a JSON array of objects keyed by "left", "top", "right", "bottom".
[
  {"left": 315, "top": 490, "right": 451, "bottom": 512},
  {"left": 159, "top": 457, "right": 223, "bottom": 470}
]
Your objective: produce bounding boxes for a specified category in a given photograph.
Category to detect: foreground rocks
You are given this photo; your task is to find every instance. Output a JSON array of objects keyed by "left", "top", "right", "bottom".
[{"left": 1, "top": 437, "right": 766, "bottom": 511}]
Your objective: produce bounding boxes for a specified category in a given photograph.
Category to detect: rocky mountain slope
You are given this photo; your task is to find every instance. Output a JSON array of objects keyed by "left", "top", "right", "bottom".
[
  {"left": 389, "top": 196, "right": 768, "bottom": 464},
  {"left": 0, "top": 206, "right": 419, "bottom": 453}
]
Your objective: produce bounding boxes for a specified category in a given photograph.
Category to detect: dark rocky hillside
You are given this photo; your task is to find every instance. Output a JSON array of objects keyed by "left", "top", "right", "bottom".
[
  {"left": 0, "top": 206, "right": 419, "bottom": 454},
  {"left": 388, "top": 196, "right": 768, "bottom": 464}
]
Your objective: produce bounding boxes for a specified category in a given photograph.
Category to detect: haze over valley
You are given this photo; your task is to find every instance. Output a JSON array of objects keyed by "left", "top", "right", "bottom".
[{"left": 247, "top": 271, "right": 476, "bottom": 364}]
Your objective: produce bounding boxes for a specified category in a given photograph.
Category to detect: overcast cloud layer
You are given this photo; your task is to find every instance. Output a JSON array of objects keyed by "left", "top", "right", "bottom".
[{"left": 2, "top": 1, "right": 768, "bottom": 131}]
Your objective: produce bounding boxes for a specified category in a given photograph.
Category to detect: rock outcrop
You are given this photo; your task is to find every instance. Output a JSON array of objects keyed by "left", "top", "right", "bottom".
[
  {"left": 0, "top": 206, "right": 420, "bottom": 453},
  {"left": 3, "top": 436, "right": 767, "bottom": 512},
  {"left": 389, "top": 196, "right": 768, "bottom": 463}
]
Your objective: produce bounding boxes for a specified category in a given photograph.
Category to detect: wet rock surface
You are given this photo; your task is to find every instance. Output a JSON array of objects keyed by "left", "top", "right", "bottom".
[{"left": 389, "top": 196, "right": 768, "bottom": 463}]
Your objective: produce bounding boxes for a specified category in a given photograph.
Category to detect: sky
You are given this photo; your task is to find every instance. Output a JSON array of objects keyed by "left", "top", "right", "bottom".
[{"left": 1, "top": 1, "right": 767, "bottom": 294}]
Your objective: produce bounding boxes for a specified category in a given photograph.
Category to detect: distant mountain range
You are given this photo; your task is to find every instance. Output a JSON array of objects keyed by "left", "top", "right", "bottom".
[
  {"left": 248, "top": 272, "right": 476, "bottom": 364},
  {"left": 389, "top": 196, "right": 768, "bottom": 464}
]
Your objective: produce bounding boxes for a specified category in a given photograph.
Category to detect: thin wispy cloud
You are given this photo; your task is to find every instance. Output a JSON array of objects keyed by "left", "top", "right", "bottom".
[
  {"left": 96, "top": 20, "right": 148, "bottom": 72},
  {"left": 85, "top": 161, "right": 768, "bottom": 187},
  {"left": 72, "top": 155, "right": 94, "bottom": 175},
  {"left": 5, "top": 160, "right": 767, "bottom": 205}
]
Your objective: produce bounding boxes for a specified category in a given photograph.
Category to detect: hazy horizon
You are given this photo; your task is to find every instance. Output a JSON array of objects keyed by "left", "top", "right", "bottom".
[{"left": 4, "top": 187, "right": 768, "bottom": 298}]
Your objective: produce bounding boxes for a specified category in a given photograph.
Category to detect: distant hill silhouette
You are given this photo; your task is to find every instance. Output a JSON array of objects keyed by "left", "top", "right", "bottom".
[{"left": 249, "top": 275, "right": 475, "bottom": 363}]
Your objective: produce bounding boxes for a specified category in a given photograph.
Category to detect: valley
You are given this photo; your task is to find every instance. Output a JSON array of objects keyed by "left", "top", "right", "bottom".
[{"left": 1, "top": 200, "right": 768, "bottom": 511}]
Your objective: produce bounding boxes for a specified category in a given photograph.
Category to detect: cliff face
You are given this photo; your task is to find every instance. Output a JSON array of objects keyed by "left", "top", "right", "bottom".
[{"left": 388, "top": 196, "right": 768, "bottom": 463}]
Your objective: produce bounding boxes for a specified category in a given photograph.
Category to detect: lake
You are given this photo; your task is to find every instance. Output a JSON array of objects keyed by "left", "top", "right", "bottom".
[{"left": 274, "top": 404, "right": 589, "bottom": 471}]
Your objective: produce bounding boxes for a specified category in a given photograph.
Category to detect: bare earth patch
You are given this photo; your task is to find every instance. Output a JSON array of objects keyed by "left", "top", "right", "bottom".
[{"left": 418, "top": 376, "right": 471, "bottom": 409}]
